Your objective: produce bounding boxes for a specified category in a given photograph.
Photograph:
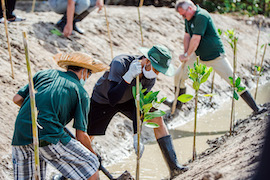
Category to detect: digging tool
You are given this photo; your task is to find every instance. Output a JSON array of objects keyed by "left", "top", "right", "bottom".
[
  {"left": 22, "top": 32, "right": 41, "bottom": 180},
  {"left": 31, "top": 0, "right": 36, "bottom": 12},
  {"left": 63, "top": 127, "right": 134, "bottom": 180},
  {"left": 171, "top": 62, "right": 186, "bottom": 115},
  {"left": 1, "top": 0, "right": 15, "bottom": 79}
]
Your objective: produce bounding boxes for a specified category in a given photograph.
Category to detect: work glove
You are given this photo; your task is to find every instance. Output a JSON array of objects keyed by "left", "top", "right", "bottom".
[
  {"left": 133, "top": 134, "right": 144, "bottom": 159},
  {"left": 122, "top": 60, "right": 142, "bottom": 84}
]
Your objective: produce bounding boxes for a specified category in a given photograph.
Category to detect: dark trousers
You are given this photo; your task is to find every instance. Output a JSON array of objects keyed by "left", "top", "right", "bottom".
[{"left": 0, "top": 0, "right": 16, "bottom": 19}]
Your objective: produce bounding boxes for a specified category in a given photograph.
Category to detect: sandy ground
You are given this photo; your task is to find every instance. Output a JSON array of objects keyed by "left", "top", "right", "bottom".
[{"left": 0, "top": 1, "right": 270, "bottom": 179}]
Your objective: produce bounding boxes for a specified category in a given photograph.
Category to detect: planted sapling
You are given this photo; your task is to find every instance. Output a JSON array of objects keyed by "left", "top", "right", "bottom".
[
  {"left": 177, "top": 61, "right": 213, "bottom": 161},
  {"left": 132, "top": 83, "right": 166, "bottom": 128}
]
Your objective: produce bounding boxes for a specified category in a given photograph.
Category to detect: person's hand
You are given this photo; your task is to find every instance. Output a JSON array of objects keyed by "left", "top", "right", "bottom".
[
  {"left": 122, "top": 60, "right": 142, "bottom": 84},
  {"left": 179, "top": 54, "right": 189, "bottom": 62},
  {"left": 96, "top": 0, "right": 104, "bottom": 12},
  {"left": 63, "top": 23, "right": 73, "bottom": 37}
]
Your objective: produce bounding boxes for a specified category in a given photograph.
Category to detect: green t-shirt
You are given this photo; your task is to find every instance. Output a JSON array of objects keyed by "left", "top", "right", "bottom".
[
  {"left": 12, "top": 69, "right": 90, "bottom": 146},
  {"left": 185, "top": 5, "right": 225, "bottom": 61}
]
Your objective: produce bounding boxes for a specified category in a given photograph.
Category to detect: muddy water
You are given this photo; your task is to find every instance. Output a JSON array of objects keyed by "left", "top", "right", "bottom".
[{"left": 100, "top": 82, "right": 270, "bottom": 180}]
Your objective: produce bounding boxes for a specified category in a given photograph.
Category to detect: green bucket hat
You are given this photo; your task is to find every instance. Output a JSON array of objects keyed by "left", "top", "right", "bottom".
[{"left": 139, "top": 45, "right": 175, "bottom": 76}]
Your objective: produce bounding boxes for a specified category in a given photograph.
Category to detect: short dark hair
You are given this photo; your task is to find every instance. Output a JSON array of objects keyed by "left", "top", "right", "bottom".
[{"left": 67, "top": 66, "right": 83, "bottom": 72}]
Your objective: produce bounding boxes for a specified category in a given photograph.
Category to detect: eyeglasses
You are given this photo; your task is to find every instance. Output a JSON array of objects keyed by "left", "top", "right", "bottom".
[{"left": 179, "top": 7, "right": 189, "bottom": 19}]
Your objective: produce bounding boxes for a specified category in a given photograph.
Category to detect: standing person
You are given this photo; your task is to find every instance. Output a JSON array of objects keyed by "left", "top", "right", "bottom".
[
  {"left": 12, "top": 52, "right": 109, "bottom": 180},
  {"left": 48, "top": 0, "right": 104, "bottom": 37},
  {"left": 87, "top": 45, "right": 188, "bottom": 179},
  {"left": 0, "top": 0, "right": 25, "bottom": 23},
  {"left": 164, "top": 0, "right": 261, "bottom": 113}
]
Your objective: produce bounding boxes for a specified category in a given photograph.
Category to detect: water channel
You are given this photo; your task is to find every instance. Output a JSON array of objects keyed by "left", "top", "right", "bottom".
[{"left": 100, "top": 82, "right": 270, "bottom": 180}]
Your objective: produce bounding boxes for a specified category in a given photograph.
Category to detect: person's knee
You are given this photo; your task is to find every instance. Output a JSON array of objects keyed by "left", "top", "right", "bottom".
[
  {"left": 75, "top": 0, "right": 91, "bottom": 14},
  {"left": 88, "top": 170, "right": 99, "bottom": 180}
]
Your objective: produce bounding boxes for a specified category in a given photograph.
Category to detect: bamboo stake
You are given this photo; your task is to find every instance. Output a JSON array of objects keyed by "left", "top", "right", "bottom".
[
  {"left": 135, "top": 76, "right": 141, "bottom": 180},
  {"left": 230, "top": 37, "right": 237, "bottom": 135},
  {"left": 104, "top": 6, "right": 114, "bottom": 59},
  {"left": 192, "top": 89, "right": 198, "bottom": 161},
  {"left": 209, "top": 71, "right": 215, "bottom": 102},
  {"left": 31, "top": 0, "right": 36, "bottom": 12},
  {"left": 1, "top": 0, "right": 15, "bottom": 79},
  {"left": 137, "top": 0, "right": 144, "bottom": 46},
  {"left": 22, "top": 32, "right": 40, "bottom": 180},
  {"left": 254, "top": 43, "right": 267, "bottom": 100},
  {"left": 253, "top": 20, "right": 262, "bottom": 75},
  {"left": 135, "top": 1, "right": 144, "bottom": 179},
  {"left": 171, "top": 62, "right": 186, "bottom": 115}
]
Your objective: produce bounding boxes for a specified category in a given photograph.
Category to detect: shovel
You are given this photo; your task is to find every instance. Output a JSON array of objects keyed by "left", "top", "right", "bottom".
[{"left": 63, "top": 127, "right": 134, "bottom": 180}]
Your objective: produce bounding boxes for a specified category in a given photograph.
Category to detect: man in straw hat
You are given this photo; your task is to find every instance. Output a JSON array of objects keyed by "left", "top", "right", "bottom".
[
  {"left": 164, "top": 0, "right": 262, "bottom": 114},
  {"left": 87, "top": 45, "right": 188, "bottom": 178},
  {"left": 12, "top": 52, "right": 108, "bottom": 180}
]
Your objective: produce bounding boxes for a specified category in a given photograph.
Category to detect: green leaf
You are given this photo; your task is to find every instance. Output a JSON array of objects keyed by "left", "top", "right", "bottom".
[
  {"left": 233, "top": 91, "right": 239, "bottom": 100},
  {"left": 141, "top": 88, "right": 147, "bottom": 94},
  {"left": 218, "top": 29, "right": 222, "bottom": 36},
  {"left": 157, "top": 97, "right": 167, "bottom": 104},
  {"left": 177, "top": 94, "right": 193, "bottom": 103},
  {"left": 193, "top": 81, "right": 200, "bottom": 90},
  {"left": 142, "top": 103, "right": 153, "bottom": 114},
  {"left": 229, "top": 77, "right": 234, "bottom": 86},
  {"left": 144, "top": 110, "right": 166, "bottom": 121},
  {"left": 132, "top": 86, "right": 136, "bottom": 99},
  {"left": 50, "top": 28, "right": 62, "bottom": 36},
  {"left": 260, "top": 44, "right": 265, "bottom": 49},
  {"left": 237, "top": 86, "right": 246, "bottom": 93},
  {"left": 235, "top": 77, "right": 241, "bottom": 87},
  {"left": 200, "top": 67, "right": 212, "bottom": 84},
  {"left": 144, "top": 91, "right": 159, "bottom": 104},
  {"left": 144, "top": 122, "right": 159, "bottom": 128},
  {"left": 203, "top": 93, "right": 215, "bottom": 97},
  {"left": 189, "top": 72, "right": 198, "bottom": 80}
]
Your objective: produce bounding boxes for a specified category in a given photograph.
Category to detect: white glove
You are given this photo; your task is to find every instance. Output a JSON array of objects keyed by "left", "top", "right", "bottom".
[
  {"left": 133, "top": 134, "right": 144, "bottom": 159},
  {"left": 123, "top": 60, "right": 142, "bottom": 84}
]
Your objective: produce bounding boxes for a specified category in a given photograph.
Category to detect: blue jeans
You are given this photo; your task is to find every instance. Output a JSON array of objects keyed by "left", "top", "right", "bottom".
[{"left": 48, "top": 0, "right": 96, "bottom": 15}]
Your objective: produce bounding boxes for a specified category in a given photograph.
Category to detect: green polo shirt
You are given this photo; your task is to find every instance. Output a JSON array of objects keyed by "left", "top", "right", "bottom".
[
  {"left": 185, "top": 5, "right": 224, "bottom": 61},
  {"left": 12, "top": 69, "right": 90, "bottom": 146}
]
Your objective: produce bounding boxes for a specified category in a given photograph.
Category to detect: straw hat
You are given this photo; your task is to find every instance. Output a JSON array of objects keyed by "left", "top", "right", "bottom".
[{"left": 53, "top": 52, "right": 109, "bottom": 73}]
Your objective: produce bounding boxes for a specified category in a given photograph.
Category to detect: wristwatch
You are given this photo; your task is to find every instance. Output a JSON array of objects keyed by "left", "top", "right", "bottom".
[{"left": 184, "top": 52, "right": 188, "bottom": 57}]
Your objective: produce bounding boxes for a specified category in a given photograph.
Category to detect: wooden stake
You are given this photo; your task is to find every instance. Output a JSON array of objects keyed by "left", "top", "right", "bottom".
[
  {"left": 31, "top": 0, "right": 36, "bottom": 12},
  {"left": 254, "top": 43, "right": 267, "bottom": 100},
  {"left": 104, "top": 6, "right": 113, "bottom": 59},
  {"left": 1, "top": 0, "right": 15, "bottom": 79},
  {"left": 137, "top": 0, "right": 144, "bottom": 46},
  {"left": 192, "top": 89, "right": 198, "bottom": 161},
  {"left": 135, "top": 76, "right": 141, "bottom": 180},
  {"left": 22, "top": 32, "right": 41, "bottom": 180},
  {"left": 209, "top": 71, "right": 215, "bottom": 102},
  {"left": 253, "top": 20, "right": 262, "bottom": 75}
]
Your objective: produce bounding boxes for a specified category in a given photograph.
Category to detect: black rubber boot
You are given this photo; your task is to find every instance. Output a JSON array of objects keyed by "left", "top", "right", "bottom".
[
  {"left": 240, "top": 90, "right": 260, "bottom": 113},
  {"left": 163, "top": 87, "right": 186, "bottom": 110},
  {"left": 157, "top": 135, "right": 188, "bottom": 179},
  {"left": 73, "top": 6, "right": 96, "bottom": 34},
  {"left": 56, "top": 14, "right": 67, "bottom": 32}
]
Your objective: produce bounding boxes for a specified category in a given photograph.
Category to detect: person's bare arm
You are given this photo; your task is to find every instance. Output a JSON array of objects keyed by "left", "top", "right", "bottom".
[
  {"left": 13, "top": 94, "right": 24, "bottom": 107},
  {"left": 63, "top": 0, "right": 75, "bottom": 37},
  {"left": 183, "top": 32, "right": 191, "bottom": 53},
  {"left": 179, "top": 34, "right": 201, "bottom": 62},
  {"left": 76, "top": 129, "right": 96, "bottom": 154}
]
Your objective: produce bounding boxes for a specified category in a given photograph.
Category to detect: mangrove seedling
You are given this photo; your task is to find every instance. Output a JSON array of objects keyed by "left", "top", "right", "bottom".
[
  {"left": 177, "top": 61, "right": 213, "bottom": 161},
  {"left": 132, "top": 83, "right": 166, "bottom": 128},
  {"left": 224, "top": 29, "right": 239, "bottom": 135}
]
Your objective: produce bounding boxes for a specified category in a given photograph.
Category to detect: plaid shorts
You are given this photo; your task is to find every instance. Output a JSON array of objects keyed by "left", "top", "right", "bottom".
[{"left": 12, "top": 138, "right": 99, "bottom": 180}]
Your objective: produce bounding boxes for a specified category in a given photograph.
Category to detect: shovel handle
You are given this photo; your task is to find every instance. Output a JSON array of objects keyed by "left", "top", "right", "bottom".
[{"left": 171, "top": 62, "right": 186, "bottom": 114}]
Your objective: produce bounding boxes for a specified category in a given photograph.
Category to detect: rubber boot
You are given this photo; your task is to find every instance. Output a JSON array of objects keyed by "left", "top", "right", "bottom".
[
  {"left": 240, "top": 90, "right": 260, "bottom": 113},
  {"left": 56, "top": 14, "right": 67, "bottom": 32},
  {"left": 157, "top": 135, "right": 188, "bottom": 179},
  {"left": 163, "top": 87, "right": 186, "bottom": 110},
  {"left": 73, "top": 6, "right": 96, "bottom": 34}
]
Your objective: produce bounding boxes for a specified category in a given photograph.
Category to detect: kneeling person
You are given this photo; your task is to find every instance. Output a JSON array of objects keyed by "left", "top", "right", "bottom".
[
  {"left": 87, "top": 45, "right": 188, "bottom": 178},
  {"left": 12, "top": 52, "right": 109, "bottom": 180}
]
